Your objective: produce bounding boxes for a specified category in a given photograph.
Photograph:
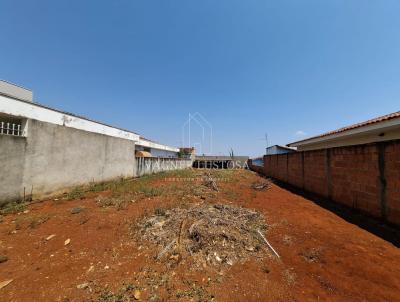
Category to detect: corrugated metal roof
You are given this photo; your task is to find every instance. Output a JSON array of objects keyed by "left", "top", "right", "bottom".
[{"left": 289, "top": 111, "right": 400, "bottom": 146}]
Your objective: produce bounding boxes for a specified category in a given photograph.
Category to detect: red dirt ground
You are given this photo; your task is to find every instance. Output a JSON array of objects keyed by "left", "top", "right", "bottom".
[{"left": 0, "top": 170, "right": 399, "bottom": 301}]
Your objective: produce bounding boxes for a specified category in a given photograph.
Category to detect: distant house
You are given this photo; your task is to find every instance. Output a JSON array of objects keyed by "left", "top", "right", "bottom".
[
  {"left": 251, "top": 157, "right": 264, "bottom": 167},
  {"left": 136, "top": 137, "right": 179, "bottom": 158},
  {"left": 0, "top": 80, "right": 190, "bottom": 205},
  {"left": 266, "top": 145, "right": 296, "bottom": 155},
  {"left": 288, "top": 111, "right": 400, "bottom": 151},
  {"left": 259, "top": 111, "right": 400, "bottom": 226},
  {"left": 179, "top": 147, "right": 196, "bottom": 160}
]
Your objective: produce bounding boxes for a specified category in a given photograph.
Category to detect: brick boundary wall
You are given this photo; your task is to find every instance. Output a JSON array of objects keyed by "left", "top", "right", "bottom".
[{"left": 255, "top": 140, "right": 400, "bottom": 226}]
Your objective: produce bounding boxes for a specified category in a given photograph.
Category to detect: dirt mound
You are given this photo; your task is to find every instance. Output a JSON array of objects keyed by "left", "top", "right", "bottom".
[{"left": 137, "top": 203, "right": 268, "bottom": 269}]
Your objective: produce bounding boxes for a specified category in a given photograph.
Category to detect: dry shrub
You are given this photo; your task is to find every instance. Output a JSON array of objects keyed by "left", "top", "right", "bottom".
[{"left": 96, "top": 196, "right": 128, "bottom": 210}]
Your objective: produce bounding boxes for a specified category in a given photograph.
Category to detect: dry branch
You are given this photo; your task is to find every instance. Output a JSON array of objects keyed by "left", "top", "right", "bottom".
[{"left": 257, "top": 229, "right": 280, "bottom": 258}]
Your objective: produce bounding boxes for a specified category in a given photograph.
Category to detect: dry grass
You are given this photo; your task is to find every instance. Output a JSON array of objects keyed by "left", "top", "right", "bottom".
[
  {"left": 301, "top": 247, "right": 323, "bottom": 263},
  {"left": 15, "top": 214, "right": 50, "bottom": 230}
]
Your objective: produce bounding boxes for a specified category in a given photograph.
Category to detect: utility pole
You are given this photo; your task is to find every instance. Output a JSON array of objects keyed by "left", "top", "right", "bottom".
[{"left": 265, "top": 133, "right": 269, "bottom": 148}]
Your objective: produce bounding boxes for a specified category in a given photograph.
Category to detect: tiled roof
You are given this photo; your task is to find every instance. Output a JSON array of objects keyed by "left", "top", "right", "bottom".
[{"left": 290, "top": 111, "right": 400, "bottom": 145}]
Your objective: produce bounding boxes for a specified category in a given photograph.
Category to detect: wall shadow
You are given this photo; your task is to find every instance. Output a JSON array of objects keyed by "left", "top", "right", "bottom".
[{"left": 258, "top": 174, "right": 400, "bottom": 247}]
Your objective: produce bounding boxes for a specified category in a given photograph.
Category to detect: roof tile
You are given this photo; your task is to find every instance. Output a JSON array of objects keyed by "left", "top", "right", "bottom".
[{"left": 290, "top": 111, "right": 400, "bottom": 145}]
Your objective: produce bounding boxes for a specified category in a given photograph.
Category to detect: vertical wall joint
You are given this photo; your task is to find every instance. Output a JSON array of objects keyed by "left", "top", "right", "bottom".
[
  {"left": 286, "top": 153, "right": 289, "bottom": 182},
  {"left": 326, "top": 148, "right": 332, "bottom": 199},
  {"left": 378, "top": 143, "right": 387, "bottom": 221},
  {"left": 301, "top": 151, "right": 305, "bottom": 190}
]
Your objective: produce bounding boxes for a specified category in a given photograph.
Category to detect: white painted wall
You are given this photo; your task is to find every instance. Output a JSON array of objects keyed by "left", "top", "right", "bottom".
[
  {"left": 137, "top": 137, "right": 179, "bottom": 152},
  {"left": 0, "top": 94, "right": 139, "bottom": 142},
  {"left": 294, "top": 128, "right": 400, "bottom": 151},
  {"left": 0, "top": 80, "right": 33, "bottom": 102},
  {"left": 151, "top": 148, "right": 179, "bottom": 158}
]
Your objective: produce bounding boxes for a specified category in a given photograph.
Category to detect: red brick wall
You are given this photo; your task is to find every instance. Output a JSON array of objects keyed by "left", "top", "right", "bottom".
[
  {"left": 258, "top": 140, "right": 400, "bottom": 226},
  {"left": 269, "top": 155, "right": 279, "bottom": 179},
  {"left": 287, "top": 153, "right": 303, "bottom": 188},
  {"left": 304, "top": 150, "right": 328, "bottom": 198},
  {"left": 277, "top": 154, "right": 288, "bottom": 182},
  {"left": 330, "top": 145, "right": 381, "bottom": 218},
  {"left": 385, "top": 142, "right": 400, "bottom": 225}
]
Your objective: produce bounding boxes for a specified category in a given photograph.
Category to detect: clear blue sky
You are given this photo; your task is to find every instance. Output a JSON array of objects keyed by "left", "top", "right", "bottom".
[{"left": 1, "top": 1, "right": 399, "bottom": 157}]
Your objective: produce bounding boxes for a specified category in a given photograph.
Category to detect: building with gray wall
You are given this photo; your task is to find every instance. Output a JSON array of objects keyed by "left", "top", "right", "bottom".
[
  {"left": 0, "top": 81, "right": 186, "bottom": 205},
  {"left": 136, "top": 137, "right": 180, "bottom": 158}
]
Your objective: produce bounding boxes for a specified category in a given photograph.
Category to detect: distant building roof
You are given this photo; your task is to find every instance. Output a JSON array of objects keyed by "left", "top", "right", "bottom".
[
  {"left": 0, "top": 81, "right": 181, "bottom": 151},
  {"left": 266, "top": 145, "right": 296, "bottom": 151},
  {"left": 266, "top": 145, "right": 296, "bottom": 155},
  {"left": 195, "top": 155, "right": 249, "bottom": 161},
  {"left": 0, "top": 80, "right": 33, "bottom": 102},
  {"left": 288, "top": 111, "right": 400, "bottom": 151},
  {"left": 0, "top": 86, "right": 140, "bottom": 137},
  {"left": 137, "top": 136, "right": 179, "bottom": 153}
]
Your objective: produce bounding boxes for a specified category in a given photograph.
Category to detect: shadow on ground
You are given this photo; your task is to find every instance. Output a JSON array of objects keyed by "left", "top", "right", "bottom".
[{"left": 260, "top": 175, "right": 400, "bottom": 248}]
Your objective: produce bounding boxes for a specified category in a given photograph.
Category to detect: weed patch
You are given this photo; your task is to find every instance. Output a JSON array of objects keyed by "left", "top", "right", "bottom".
[
  {"left": 15, "top": 214, "right": 50, "bottom": 230},
  {"left": 94, "top": 284, "right": 136, "bottom": 302},
  {"left": 283, "top": 269, "right": 297, "bottom": 286},
  {"left": 0, "top": 202, "right": 28, "bottom": 215},
  {"left": 66, "top": 187, "right": 85, "bottom": 200},
  {"left": 301, "top": 247, "right": 323, "bottom": 263},
  {"left": 224, "top": 190, "right": 240, "bottom": 201},
  {"left": 138, "top": 186, "right": 163, "bottom": 197},
  {"left": 175, "top": 281, "right": 214, "bottom": 301}
]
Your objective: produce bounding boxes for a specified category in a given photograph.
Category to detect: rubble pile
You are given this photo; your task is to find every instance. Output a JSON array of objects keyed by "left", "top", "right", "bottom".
[{"left": 137, "top": 203, "right": 268, "bottom": 269}]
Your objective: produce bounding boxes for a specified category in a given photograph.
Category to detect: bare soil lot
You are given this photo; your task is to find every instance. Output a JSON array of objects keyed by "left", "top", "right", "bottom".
[{"left": 0, "top": 169, "right": 399, "bottom": 301}]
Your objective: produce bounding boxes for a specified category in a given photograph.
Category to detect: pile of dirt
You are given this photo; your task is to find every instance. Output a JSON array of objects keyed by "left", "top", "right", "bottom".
[{"left": 137, "top": 203, "right": 268, "bottom": 269}]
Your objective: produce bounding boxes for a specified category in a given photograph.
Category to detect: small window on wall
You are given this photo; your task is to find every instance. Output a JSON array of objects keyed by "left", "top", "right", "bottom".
[{"left": 0, "top": 113, "right": 26, "bottom": 137}]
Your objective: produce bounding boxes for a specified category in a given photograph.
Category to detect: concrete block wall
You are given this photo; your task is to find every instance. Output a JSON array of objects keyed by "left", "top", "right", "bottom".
[
  {"left": 0, "top": 119, "right": 136, "bottom": 205},
  {"left": 0, "top": 135, "right": 26, "bottom": 203},
  {"left": 330, "top": 145, "right": 380, "bottom": 217},
  {"left": 258, "top": 140, "right": 400, "bottom": 226}
]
